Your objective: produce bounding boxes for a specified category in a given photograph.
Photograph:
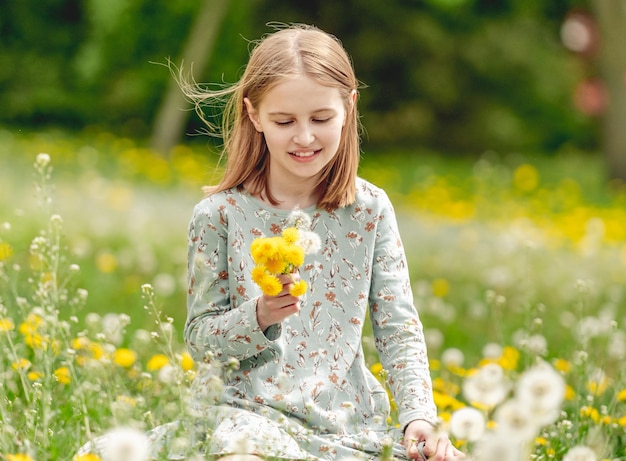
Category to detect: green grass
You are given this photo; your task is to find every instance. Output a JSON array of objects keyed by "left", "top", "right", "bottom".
[{"left": 1, "top": 128, "right": 626, "bottom": 459}]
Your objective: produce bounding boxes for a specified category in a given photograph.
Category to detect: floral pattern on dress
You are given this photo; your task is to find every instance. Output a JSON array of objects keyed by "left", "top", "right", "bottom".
[{"left": 183, "top": 178, "right": 438, "bottom": 460}]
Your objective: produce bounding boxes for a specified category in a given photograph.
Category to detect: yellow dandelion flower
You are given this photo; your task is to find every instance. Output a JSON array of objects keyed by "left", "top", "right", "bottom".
[
  {"left": 0, "top": 242, "right": 13, "bottom": 261},
  {"left": 565, "top": 385, "right": 576, "bottom": 401},
  {"left": 513, "top": 164, "right": 539, "bottom": 192},
  {"left": 498, "top": 346, "right": 520, "bottom": 370},
  {"left": 265, "top": 255, "right": 287, "bottom": 274},
  {"left": 289, "top": 279, "right": 308, "bottom": 297},
  {"left": 114, "top": 348, "right": 137, "bottom": 368},
  {"left": 12, "top": 358, "right": 31, "bottom": 370},
  {"left": 27, "top": 371, "right": 44, "bottom": 381},
  {"left": 74, "top": 453, "right": 102, "bottom": 461},
  {"left": 147, "top": 353, "right": 169, "bottom": 371},
  {"left": 116, "top": 394, "right": 137, "bottom": 407},
  {"left": 617, "top": 388, "right": 626, "bottom": 402},
  {"left": 618, "top": 415, "right": 626, "bottom": 427},
  {"left": 431, "top": 278, "right": 449, "bottom": 297},
  {"left": 0, "top": 318, "right": 15, "bottom": 332},
  {"left": 251, "top": 265, "right": 269, "bottom": 284},
  {"left": 282, "top": 227, "right": 299, "bottom": 244},
  {"left": 180, "top": 352, "right": 194, "bottom": 372},
  {"left": 535, "top": 436, "right": 548, "bottom": 446},
  {"left": 553, "top": 358, "right": 571, "bottom": 374},
  {"left": 283, "top": 245, "right": 304, "bottom": 268},
  {"left": 54, "top": 366, "right": 71, "bottom": 385},
  {"left": 257, "top": 273, "right": 282, "bottom": 297},
  {"left": 96, "top": 251, "right": 117, "bottom": 273},
  {"left": 6, "top": 454, "right": 35, "bottom": 461}
]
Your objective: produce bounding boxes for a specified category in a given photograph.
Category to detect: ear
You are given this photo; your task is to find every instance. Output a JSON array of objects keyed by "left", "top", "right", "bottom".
[
  {"left": 244, "top": 97, "right": 263, "bottom": 132},
  {"left": 343, "top": 90, "right": 358, "bottom": 126}
]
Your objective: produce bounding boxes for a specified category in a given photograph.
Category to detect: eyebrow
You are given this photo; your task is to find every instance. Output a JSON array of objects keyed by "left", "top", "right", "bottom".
[{"left": 267, "top": 108, "right": 336, "bottom": 116}]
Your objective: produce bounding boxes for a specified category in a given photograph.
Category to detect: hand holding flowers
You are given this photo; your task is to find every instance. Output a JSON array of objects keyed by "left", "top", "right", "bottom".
[{"left": 250, "top": 210, "right": 320, "bottom": 297}]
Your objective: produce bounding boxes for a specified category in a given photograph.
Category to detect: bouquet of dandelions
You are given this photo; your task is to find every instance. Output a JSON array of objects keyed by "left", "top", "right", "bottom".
[{"left": 251, "top": 210, "right": 320, "bottom": 297}]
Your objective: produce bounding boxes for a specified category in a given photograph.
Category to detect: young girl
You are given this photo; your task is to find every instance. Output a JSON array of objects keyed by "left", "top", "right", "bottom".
[
  {"left": 75, "top": 23, "right": 464, "bottom": 461},
  {"left": 182, "top": 24, "right": 464, "bottom": 461}
]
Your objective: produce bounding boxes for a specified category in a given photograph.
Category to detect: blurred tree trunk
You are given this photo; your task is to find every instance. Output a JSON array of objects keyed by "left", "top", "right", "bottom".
[
  {"left": 590, "top": 0, "right": 626, "bottom": 182},
  {"left": 150, "top": 0, "right": 230, "bottom": 156}
]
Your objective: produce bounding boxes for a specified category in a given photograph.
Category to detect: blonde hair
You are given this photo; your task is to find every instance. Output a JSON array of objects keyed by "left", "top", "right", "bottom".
[{"left": 181, "top": 24, "right": 361, "bottom": 210}]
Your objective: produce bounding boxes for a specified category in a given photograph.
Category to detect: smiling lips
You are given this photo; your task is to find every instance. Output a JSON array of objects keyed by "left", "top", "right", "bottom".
[{"left": 290, "top": 150, "right": 321, "bottom": 158}]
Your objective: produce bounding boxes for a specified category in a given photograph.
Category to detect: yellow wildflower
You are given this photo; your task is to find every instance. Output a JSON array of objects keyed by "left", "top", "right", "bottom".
[
  {"left": 54, "top": 366, "right": 71, "bottom": 385},
  {"left": 12, "top": 358, "right": 31, "bottom": 370},
  {"left": 513, "top": 164, "right": 539, "bottom": 192},
  {"left": 290, "top": 279, "right": 308, "bottom": 297},
  {"left": 147, "top": 353, "right": 169, "bottom": 371},
  {"left": 6, "top": 454, "right": 35, "bottom": 461},
  {"left": 28, "top": 371, "right": 44, "bottom": 381},
  {"left": 498, "top": 346, "right": 520, "bottom": 371},
  {"left": 181, "top": 352, "right": 195, "bottom": 372},
  {"left": 114, "top": 348, "right": 137, "bottom": 368},
  {"left": 250, "top": 226, "right": 312, "bottom": 297},
  {"left": 0, "top": 318, "right": 15, "bottom": 332},
  {"left": 553, "top": 358, "right": 571, "bottom": 374},
  {"left": 74, "top": 454, "right": 102, "bottom": 461},
  {"left": 431, "top": 278, "right": 449, "bottom": 297},
  {"left": 616, "top": 388, "right": 626, "bottom": 402},
  {"left": 0, "top": 242, "right": 13, "bottom": 260}
]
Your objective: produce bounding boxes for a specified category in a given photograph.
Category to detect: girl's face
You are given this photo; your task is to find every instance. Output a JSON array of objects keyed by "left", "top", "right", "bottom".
[{"left": 245, "top": 75, "right": 354, "bottom": 191}]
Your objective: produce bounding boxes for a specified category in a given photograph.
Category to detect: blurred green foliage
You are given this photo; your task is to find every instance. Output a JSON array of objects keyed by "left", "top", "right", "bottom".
[{"left": 1, "top": 0, "right": 596, "bottom": 153}]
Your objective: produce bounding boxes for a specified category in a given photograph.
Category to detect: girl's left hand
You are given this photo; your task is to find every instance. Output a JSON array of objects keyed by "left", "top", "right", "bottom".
[{"left": 404, "top": 419, "right": 465, "bottom": 460}]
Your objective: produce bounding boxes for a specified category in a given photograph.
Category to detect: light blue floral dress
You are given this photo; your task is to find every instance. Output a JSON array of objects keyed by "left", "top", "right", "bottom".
[
  {"left": 183, "top": 178, "right": 437, "bottom": 460},
  {"left": 75, "top": 178, "right": 437, "bottom": 460}
]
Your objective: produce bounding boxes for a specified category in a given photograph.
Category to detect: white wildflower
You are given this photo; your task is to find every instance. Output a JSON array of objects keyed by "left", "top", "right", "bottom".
[
  {"left": 515, "top": 362, "right": 565, "bottom": 425},
  {"left": 449, "top": 406, "right": 485, "bottom": 441},
  {"left": 101, "top": 426, "right": 151, "bottom": 461},
  {"left": 473, "top": 433, "right": 526, "bottom": 461},
  {"left": 482, "top": 342, "right": 503, "bottom": 360},
  {"left": 286, "top": 208, "right": 312, "bottom": 230},
  {"left": 36, "top": 153, "right": 51, "bottom": 167},
  {"left": 563, "top": 445, "right": 597, "bottom": 461},
  {"left": 494, "top": 399, "right": 540, "bottom": 441},
  {"left": 463, "top": 363, "right": 511, "bottom": 408},
  {"left": 298, "top": 230, "right": 321, "bottom": 254},
  {"left": 441, "top": 347, "right": 464, "bottom": 368}
]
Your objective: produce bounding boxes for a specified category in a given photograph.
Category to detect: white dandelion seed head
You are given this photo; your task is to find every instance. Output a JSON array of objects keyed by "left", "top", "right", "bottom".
[
  {"left": 36, "top": 153, "right": 51, "bottom": 167},
  {"left": 494, "top": 399, "right": 540, "bottom": 442},
  {"left": 482, "top": 342, "right": 503, "bottom": 360},
  {"left": 101, "top": 426, "right": 151, "bottom": 461},
  {"left": 449, "top": 406, "right": 486, "bottom": 441},
  {"left": 607, "top": 330, "right": 626, "bottom": 360},
  {"left": 463, "top": 363, "right": 511, "bottom": 408},
  {"left": 102, "top": 313, "right": 126, "bottom": 345},
  {"left": 441, "top": 347, "right": 465, "bottom": 368},
  {"left": 298, "top": 230, "right": 321, "bottom": 254},
  {"left": 563, "top": 445, "right": 597, "bottom": 461},
  {"left": 286, "top": 208, "right": 312, "bottom": 230},
  {"left": 525, "top": 334, "right": 548, "bottom": 356},
  {"left": 515, "top": 362, "right": 565, "bottom": 417},
  {"left": 473, "top": 433, "right": 526, "bottom": 461},
  {"left": 423, "top": 328, "right": 444, "bottom": 350},
  {"left": 158, "top": 364, "right": 178, "bottom": 384}
]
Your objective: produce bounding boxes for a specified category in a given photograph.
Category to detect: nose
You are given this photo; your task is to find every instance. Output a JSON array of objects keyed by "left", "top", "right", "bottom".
[{"left": 293, "top": 123, "right": 315, "bottom": 146}]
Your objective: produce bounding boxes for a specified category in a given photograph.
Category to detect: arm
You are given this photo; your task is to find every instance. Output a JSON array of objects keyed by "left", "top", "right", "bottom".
[
  {"left": 368, "top": 193, "right": 438, "bottom": 430},
  {"left": 183, "top": 199, "right": 279, "bottom": 364}
]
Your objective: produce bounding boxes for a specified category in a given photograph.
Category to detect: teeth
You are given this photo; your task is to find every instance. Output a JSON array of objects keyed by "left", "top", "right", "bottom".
[{"left": 291, "top": 151, "right": 316, "bottom": 157}]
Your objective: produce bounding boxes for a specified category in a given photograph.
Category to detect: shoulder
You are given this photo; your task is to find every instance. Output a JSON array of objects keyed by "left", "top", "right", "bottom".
[
  {"left": 191, "top": 188, "right": 254, "bottom": 224},
  {"left": 353, "top": 177, "right": 393, "bottom": 210}
]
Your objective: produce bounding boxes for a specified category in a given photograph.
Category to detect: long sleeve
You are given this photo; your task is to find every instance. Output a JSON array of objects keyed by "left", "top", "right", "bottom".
[
  {"left": 183, "top": 196, "right": 279, "bottom": 364},
  {"left": 367, "top": 192, "right": 438, "bottom": 429}
]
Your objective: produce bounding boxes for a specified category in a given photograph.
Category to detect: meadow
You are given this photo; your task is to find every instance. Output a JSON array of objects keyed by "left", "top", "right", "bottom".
[{"left": 1, "top": 128, "right": 625, "bottom": 460}]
